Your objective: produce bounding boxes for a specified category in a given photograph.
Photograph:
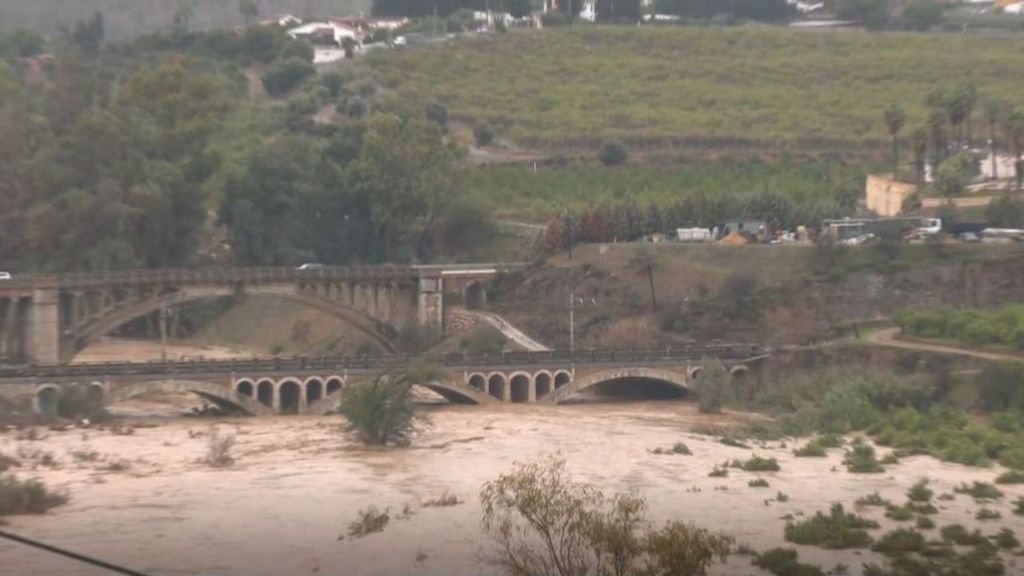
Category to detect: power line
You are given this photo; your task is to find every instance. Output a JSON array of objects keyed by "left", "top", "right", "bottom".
[{"left": 0, "top": 529, "right": 151, "bottom": 576}]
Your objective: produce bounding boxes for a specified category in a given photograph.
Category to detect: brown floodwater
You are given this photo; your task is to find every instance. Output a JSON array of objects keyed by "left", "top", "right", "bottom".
[{"left": 3, "top": 401, "right": 1024, "bottom": 576}]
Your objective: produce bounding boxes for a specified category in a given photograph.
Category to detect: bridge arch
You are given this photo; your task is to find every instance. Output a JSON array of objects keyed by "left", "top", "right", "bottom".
[
  {"left": 277, "top": 379, "right": 303, "bottom": 415},
  {"left": 34, "top": 384, "right": 61, "bottom": 415},
  {"left": 306, "top": 376, "right": 494, "bottom": 415},
  {"left": 256, "top": 379, "right": 275, "bottom": 407},
  {"left": 487, "top": 373, "right": 507, "bottom": 401},
  {"left": 534, "top": 371, "right": 553, "bottom": 399},
  {"left": 554, "top": 371, "right": 572, "bottom": 390},
  {"left": 236, "top": 379, "right": 254, "bottom": 397},
  {"left": 509, "top": 372, "right": 531, "bottom": 403},
  {"left": 68, "top": 286, "right": 396, "bottom": 361},
  {"left": 305, "top": 378, "right": 324, "bottom": 405},
  {"left": 325, "top": 376, "right": 345, "bottom": 396},
  {"left": 106, "top": 380, "right": 272, "bottom": 416},
  {"left": 467, "top": 373, "right": 486, "bottom": 392},
  {"left": 550, "top": 367, "right": 691, "bottom": 404}
]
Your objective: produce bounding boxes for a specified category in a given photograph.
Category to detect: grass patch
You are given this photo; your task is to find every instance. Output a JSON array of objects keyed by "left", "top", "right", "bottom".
[
  {"left": 941, "top": 524, "right": 987, "bottom": 546},
  {"left": 885, "top": 506, "right": 914, "bottom": 522},
  {"left": 856, "top": 493, "right": 893, "bottom": 508},
  {"left": 347, "top": 506, "right": 390, "bottom": 538},
  {"left": 651, "top": 442, "right": 691, "bottom": 455},
  {"left": 907, "top": 479, "right": 933, "bottom": 502},
  {"left": 784, "top": 503, "right": 878, "bottom": 550},
  {"left": 0, "top": 474, "right": 68, "bottom": 516}
]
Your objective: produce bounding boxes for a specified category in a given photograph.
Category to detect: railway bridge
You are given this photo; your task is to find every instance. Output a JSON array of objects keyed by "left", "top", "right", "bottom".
[
  {"left": 0, "top": 264, "right": 522, "bottom": 365},
  {"left": 0, "top": 344, "right": 768, "bottom": 416}
]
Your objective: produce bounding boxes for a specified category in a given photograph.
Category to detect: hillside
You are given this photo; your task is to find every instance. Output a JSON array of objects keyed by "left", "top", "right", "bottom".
[
  {"left": 369, "top": 26, "right": 1024, "bottom": 155},
  {"left": 0, "top": 0, "right": 370, "bottom": 39}
]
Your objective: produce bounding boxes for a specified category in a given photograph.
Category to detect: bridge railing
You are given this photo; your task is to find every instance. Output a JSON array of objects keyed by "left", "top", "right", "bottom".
[{"left": 0, "top": 345, "right": 768, "bottom": 380}]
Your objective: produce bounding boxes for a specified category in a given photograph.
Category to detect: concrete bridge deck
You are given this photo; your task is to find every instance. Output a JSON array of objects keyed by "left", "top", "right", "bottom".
[{"left": 0, "top": 345, "right": 768, "bottom": 416}]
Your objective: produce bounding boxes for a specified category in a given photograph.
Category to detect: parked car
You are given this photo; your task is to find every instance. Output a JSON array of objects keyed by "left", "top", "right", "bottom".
[
  {"left": 296, "top": 263, "right": 325, "bottom": 271},
  {"left": 840, "top": 233, "right": 875, "bottom": 246},
  {"left": 0, "top": 272, "right": 11, "bottom": 280}
]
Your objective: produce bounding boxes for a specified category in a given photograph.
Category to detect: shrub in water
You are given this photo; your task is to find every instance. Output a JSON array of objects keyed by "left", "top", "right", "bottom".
[
  {"left": 753, "top": 548, "right": 825, "bottom": 576},
  {"left": 994, "top": 528, "right": 1019, "bottom": 549},
  {"left": 784, "top": 503, "right": 878, "bottom": 549},
  {"left": 976, "top": 507, "right": 1002, "bottom": 521},
  {"left": 941, "top": 524, "right": 987, "bottom": 546},
  {"left": 871, "top": 528, "right": 927, "bottom": 555},
  {"left": 995, "top": 470, "right": 1024, "bottom": 484},
  {"left": 844, "top": 444, "right": 885, "bottom": 473},
  {"left": 748, "top": 478, "right": 770, "bottom": 488},
  {"left": 885, "top": 506, "right": 914, "bottom": 522},
  {"left": 907, "top": 479, "right": 933, "bottom": 502},
  {"left": 0, "top": 474, "right": 67, "bottom": 516},
  {"left": 953, "top": 481, "right": 1003, "bottom": 502},
  {"left": 916, "top": 516, "right": 936, "bottom": 529},
  {"left": 347, "top": 506, "right": 390, "bottom": 538},
  {"left": 741, "top": 455, "right": 781, "bottom": 472},
  {"left": 856, "top": 492, "right": 893, "bottom": 507}
]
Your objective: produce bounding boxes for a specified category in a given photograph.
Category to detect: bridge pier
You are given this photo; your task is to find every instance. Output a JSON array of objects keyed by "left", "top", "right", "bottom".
[
  {"left": 29, "top": 288, "right": 61, "bottom": 365},
  {"left": 417, "top": 277, "right": 444, "bottom": 338}
]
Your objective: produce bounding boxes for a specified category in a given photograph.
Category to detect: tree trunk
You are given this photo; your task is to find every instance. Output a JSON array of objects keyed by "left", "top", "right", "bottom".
[
  {"left": 990, "top": 121, "right": 999, "bottom": 181},
  {"left": 892, "top": 136, "right": 899, "bottom": 179},
  {"left": 646, "top": 266, "right": 657, "bottom": 311}
]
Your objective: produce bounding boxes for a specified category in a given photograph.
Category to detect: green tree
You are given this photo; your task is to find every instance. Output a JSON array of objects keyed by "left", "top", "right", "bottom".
[
  {"left": 71, "top": 12, "right": 105, "bottom": 55},
  {"left": 694, "top": 357, "right": 729, "bottom": 414},
  {"left": 1005, "top": 110, "right": 1024, "bottom": 191},
  {"left": 506, "top": 0, "right": 534, "bottom": 18},
  {"left": 883, "top": 103, "right": 905, "bottom": 179},
  {"left": 320, "top": 71, "right": 344, "bottom": 97},
  {"left": 172, "top": 1, "right": 196, "bottom": 36},
  {"left": 239, "top": 0, "right": 260, "bottom": 26},
  {"left": 279, "top": 39, "right": 314, "bottom": 62},
  {"left": 474, "top": 121, "right": 496, "bottom": 146},
  {"left": 984, "top": 97, "right": 1009, "bottom": 181},
  {"left": 480, "top": 455, "right": 733, "bottom": 576},
  {"left": 340, "top": 369, "right": 432, "bottom": 446},
  {"left": 933, "top": 153, "right": 975, "bottom": 199},
  {"left": 261, "top": 57, "right": 315, "bottom": 96},
  {"left": 354, "top": 113, "right": 466, "bottom": 261},
  {"left": 424, "top": 100, "right": 449, "bottom": 132},
  {"left": 909, "top": 125, "right": 928, "bottom": 186},
  {"left": 901, "top": 0, "right": 944, "bottom": 31},
  {"left": 5, "top": 28, "right": 45, "bottom": 57},
  {"left": 837, "top": 0, "right": 890, "bottom": 29}
]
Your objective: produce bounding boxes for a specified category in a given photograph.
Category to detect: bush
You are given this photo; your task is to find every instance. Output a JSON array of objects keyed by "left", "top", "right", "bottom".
[
  {"left": 345, "top": 96, "right": 368, "bottom": 119},
  {"left": 916, "top": 516, "right": 936, "bottom": 529},
  {"left": 321, "top": 71, "right": 344, "bottom": 97},
  {"left": 0, "top": 452, "right": 19, "bottom": 473},
  {"left": 0, "top": 474, "right": 68, "bottom": 516},
  {"left": 871, "top": 528, "right": 927, "bottom": 556},
  {"left": 844, "top": 444, "right": 885, "bottom": 473},
  {"left": 279, "top": 38, "right": 314, "bottom": 62},
  {"left": 424, "top": 101, "right": 449, "bottom": 131},
  {"left": 784, "top": 503, "right": 878, "bottom": 549},
  {"left": 340, "top": 370, "right": 427, "bottom": 446},
  {"left": 348, "top": 505, "right": 389, "bottom": 537},
  {"left": 598, "top": 141, "right": 628, "bottom": 166},
  {"left": 749, "top": 478, "right": 770, "bottom": 488},
  {"left": 793, "top": 441, "right": 827, "bottom": 458},
  {"left": 708, "top": 464, "right": 729, "bottom": 478},
  {"left": 473, "top": 121, "right": 496, "bottom": 147},
  {"left": 262, "top": 57, "right": 316, "bottom": 96},
  {"left": 753, "top": 548, "right": 825, "bottom": 576},
  {"left": 1015, "top": 497, "right": 1024, "bottom": 515},
  {"left": 480, "top": 456, "right": 734, "bottom": 576},
  {"left": 423, "top": 491, "right": 463, "bottom": 507}
]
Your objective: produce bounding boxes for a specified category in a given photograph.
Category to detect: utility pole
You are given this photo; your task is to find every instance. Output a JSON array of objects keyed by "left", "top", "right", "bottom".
[{"left": 569, "top": 291, "right": 576, "bottom": 373}]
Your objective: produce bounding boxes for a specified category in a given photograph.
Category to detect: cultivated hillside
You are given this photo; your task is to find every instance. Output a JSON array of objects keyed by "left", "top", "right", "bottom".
[{"left": 369, "top": 26, "right": 1024, "bottom": 155}]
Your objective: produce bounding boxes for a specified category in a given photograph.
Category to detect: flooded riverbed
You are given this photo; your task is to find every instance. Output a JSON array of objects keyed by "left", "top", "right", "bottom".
[{"left": 3, "top": 402, "right": 1024, "bottom": 576}]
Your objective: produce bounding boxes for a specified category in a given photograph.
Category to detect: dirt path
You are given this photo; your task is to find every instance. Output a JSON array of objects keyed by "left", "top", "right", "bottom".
[
  {"left": 866, "top": 327, "right": 1023, "bottom": 362},
  {"left": 463, "top": 310, "right": 550, "bottom": 351}
]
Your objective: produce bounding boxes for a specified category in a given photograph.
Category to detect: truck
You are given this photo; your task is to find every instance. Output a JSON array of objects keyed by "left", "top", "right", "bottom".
[{"left": 676, "top": 228, "right": 713, "bottom": 243}]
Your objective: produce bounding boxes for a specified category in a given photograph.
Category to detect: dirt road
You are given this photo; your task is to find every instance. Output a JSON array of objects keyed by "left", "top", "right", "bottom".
[{"left": 866, "top": 327, "right": 1023, "bottom": 362}]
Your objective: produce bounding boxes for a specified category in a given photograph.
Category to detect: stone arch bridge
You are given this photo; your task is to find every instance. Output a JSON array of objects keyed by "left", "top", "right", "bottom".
[
  {"left": 0, "top": 264, "right": 522, "bottom": 365},
  {"left": 0, "top": 344, "right": 768, "bottom": 416}
]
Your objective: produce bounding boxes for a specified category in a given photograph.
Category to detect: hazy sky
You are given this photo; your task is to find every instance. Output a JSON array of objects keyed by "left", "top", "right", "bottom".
[{"left": 0, "top": 0, "right": 372, "bottom": 38}]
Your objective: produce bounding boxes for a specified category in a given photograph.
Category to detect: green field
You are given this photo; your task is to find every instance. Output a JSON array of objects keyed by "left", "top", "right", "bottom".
[
  {"left": 467, "top": 158, "right": 867, "bottom": 221},
  {"left": 369, "top": 26, "right": 1024, "bottom": 153}
]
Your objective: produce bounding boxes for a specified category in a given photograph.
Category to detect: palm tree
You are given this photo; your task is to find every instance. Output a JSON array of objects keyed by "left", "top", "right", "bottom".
[
  {"left": 984, "top": 97, "right": 1009, "bottom": 181},
  {"left": 630, "top": 246, "right": 659, "bottom": 312},
  {"left": 1005, "top": 110, "right": 1024, "bottom": 192},
  {"left": 884, "top": 103, "right": 906, "bottom": 179},
  {"left": 909, "top": 125, "right": 928, "bottom": 187},
  {"left": 928, "top": 109, "right": 947, "bottom": 165}
]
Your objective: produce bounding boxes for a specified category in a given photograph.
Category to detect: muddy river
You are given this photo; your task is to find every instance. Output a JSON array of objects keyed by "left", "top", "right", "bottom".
[{"left": 4, "top": 400, "right": 1024, "bottom": 576}]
